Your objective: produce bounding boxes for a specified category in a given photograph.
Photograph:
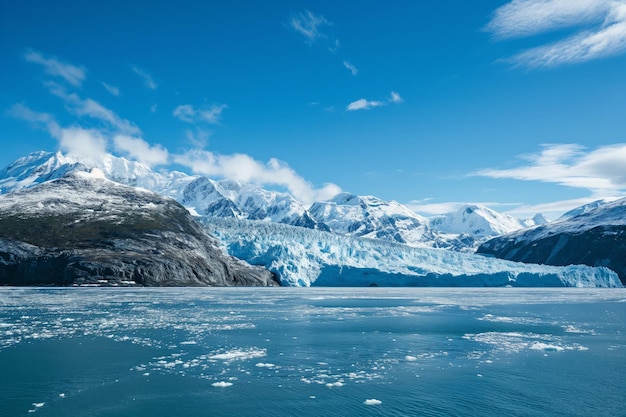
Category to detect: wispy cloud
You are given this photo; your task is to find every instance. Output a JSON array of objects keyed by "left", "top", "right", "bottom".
[
  {"left": 46, "top": 82, "right": 141, "bottom": 136},
  {"left": 289, "top": 10, "right": 331, "bottom": 44},
  {"left": 346, "top": 91, "right": 404, "bottom": 111},
  {"left": 343, "top": 60, "right": 358, "bottom": 75},
  {"left": 101, "top": 82, "right": 120, "bottom": 96},
  {"left": 474, "top": 143, "right": 626, "bottom": 195},
  {"left": 7, "top": 103, "right": 61, "bottom": 137},
  {"left": 24, "top": 49, "right": 86, "bottom": 87},
  {"left": 486, "top": 0, "right": 626, "bottom": 67},
  {"left": 185, "top": 128, "right": 212, "bottom": 148},
  {"left": 389, "top": 91, "right": 403, "bottom": 103},
  {"left": 173, "top": 104, "right": 228, "bottom": 124},
  {"left": 173, "top": 149, "right": 342, "bottom": 204},
  {"left": 131, "top": 65, "right": 158, "bottom": 90}
]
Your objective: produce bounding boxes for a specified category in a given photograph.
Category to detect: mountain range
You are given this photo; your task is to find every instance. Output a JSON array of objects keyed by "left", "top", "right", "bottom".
[
  {"left": 0, "top": 150, "right": 623, "bottom": 287},
  {"left": 0, "top": 151, "right": 544, "bottom": 251}
]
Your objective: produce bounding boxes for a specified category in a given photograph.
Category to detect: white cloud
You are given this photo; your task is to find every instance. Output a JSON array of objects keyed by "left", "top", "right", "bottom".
[
  {"left": 101, "top": 82, "right": 120, "bottom": 96},
  {"left": 113, "top": 135, "right": 169, "bottom": 167},
  {"left": 346, "top": 98, "right": 384, "bottom": 111},
  {"left": 173, "top": 104, "right": 227, "bottom": 124},
  {"left": 173, "top": 149, "right": 341, "bottom": 204},
  {"left": 131, "top": 65, "right": 158, "bottom": 90},
  {"left": 58, "top": 127, "right": 108, "bottom": 158},
  {"left": 486, "top": 0, "right": 626, "bottom": 67},
  {"left": 474, "top": 143, "right": 626, "bottom": 194},
  {"left": 289, "top": 10, "right": 331, "bottom": 44},
  {"left": 346, "top": 91, "right": 404, "bottom": 111},
  {"left": 343, "top": 60, "right": 358, "bottom": 75},
  {"left": 24, "top": 49, "right": 86, "bottom": 87}
]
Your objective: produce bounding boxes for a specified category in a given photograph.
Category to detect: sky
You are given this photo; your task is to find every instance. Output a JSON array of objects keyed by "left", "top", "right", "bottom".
[{"left": 1, "top": 0, "right": 625, "bottom": 220}]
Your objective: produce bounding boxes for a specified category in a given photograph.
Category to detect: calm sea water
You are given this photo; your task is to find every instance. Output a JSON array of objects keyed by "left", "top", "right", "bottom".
[{"left": 1, "top": 288, "right": 625, "bottom": 417}]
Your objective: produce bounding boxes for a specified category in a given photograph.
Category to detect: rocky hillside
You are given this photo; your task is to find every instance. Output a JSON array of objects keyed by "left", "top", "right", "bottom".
[{"left": 0, "top": 169, "right": 278, "bottom": 287}]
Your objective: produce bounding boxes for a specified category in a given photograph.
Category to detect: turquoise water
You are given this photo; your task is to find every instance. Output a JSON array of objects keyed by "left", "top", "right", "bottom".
[{"left": 1, "top": 288, "right": 625, "bottom": 416}]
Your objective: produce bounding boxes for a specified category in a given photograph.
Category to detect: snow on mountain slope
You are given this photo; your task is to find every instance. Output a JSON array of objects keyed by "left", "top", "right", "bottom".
[
  {"left": 182, "top": 177, "right": 326, "bottom": 229},
  {"left": 557, "top": 199, "right": 610, "bottom": 221},
  {"left": 429, "top": 204, "right": 528, "bottom": 237},
  {"left": 309, "top": 192, "right": 433, "bottom": 246},
  {"left": 200, "top": 217, "right": 621, "bottom": 288}
]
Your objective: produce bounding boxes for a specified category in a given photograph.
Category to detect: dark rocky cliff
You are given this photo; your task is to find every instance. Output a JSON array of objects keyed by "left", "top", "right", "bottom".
[{"left": 0, "top": 171, "right": 278, "bottom": 287}]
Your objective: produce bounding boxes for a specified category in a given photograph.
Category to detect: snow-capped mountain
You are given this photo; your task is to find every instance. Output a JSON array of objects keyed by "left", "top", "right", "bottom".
[
  {"left": 200, "top": 216, "right": 620, "bottom": 288},
  {"left": 0, "top": 150, "right": 196, "bottom": 200},
  {"left": 477, "top": 197, "right": 626, "bottom": 284},
  {"left": 429, "top": 204, "right": 532, "bottom": 238},
  {"left": 0, "top": 150, "right": 540, "bottom": 250},
  {"left": 309, "top": 192, "right": 433, "bottom": 245}
]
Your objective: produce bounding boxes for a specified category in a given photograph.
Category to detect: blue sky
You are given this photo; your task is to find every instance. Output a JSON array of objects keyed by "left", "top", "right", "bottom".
[{"left": 1, "top": 0, "right": 625, "bottom": 219}]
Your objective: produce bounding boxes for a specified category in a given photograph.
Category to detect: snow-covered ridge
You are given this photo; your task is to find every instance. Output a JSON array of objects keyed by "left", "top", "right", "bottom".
[{"left": 199, "top": 216, "right": 621, "bottom": 288}]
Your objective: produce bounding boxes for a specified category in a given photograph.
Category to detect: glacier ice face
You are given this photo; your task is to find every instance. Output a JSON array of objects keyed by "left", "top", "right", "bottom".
[{"left": 199, "top": 217, "right": 622, "bottom": 288}]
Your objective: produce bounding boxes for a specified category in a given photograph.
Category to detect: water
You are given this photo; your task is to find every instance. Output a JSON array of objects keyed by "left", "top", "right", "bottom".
[{"left": 1, "top": 288, "right": 625, "bottom": 417}]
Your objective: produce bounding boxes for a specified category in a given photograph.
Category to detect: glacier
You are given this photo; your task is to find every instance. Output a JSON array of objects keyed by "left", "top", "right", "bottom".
[{"left": 199, "top": 217, "right": 622, "bottom": 288}]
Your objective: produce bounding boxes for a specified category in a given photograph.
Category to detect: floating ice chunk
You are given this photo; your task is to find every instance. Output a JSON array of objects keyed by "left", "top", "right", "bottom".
[
  {"left": 364, "top": 399, "right": 382, "bottom": 405},
  {"left": 209, "top": 348, "right": 266, "bottom": 362},
  {"left": 405, "top": 355, "right": 417, "bottom": 361},
  {"left": 255, "top": 362, "right": 276, "bottom": 368},
  {"left": 212, "top": 381, "right": 233, "bottom": 387},
  {"left": 529, "top": 342, "right": 564, "bottom": 352},
  {"left": 33, "top": 403, "right": 45, "bottom": 408}
]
